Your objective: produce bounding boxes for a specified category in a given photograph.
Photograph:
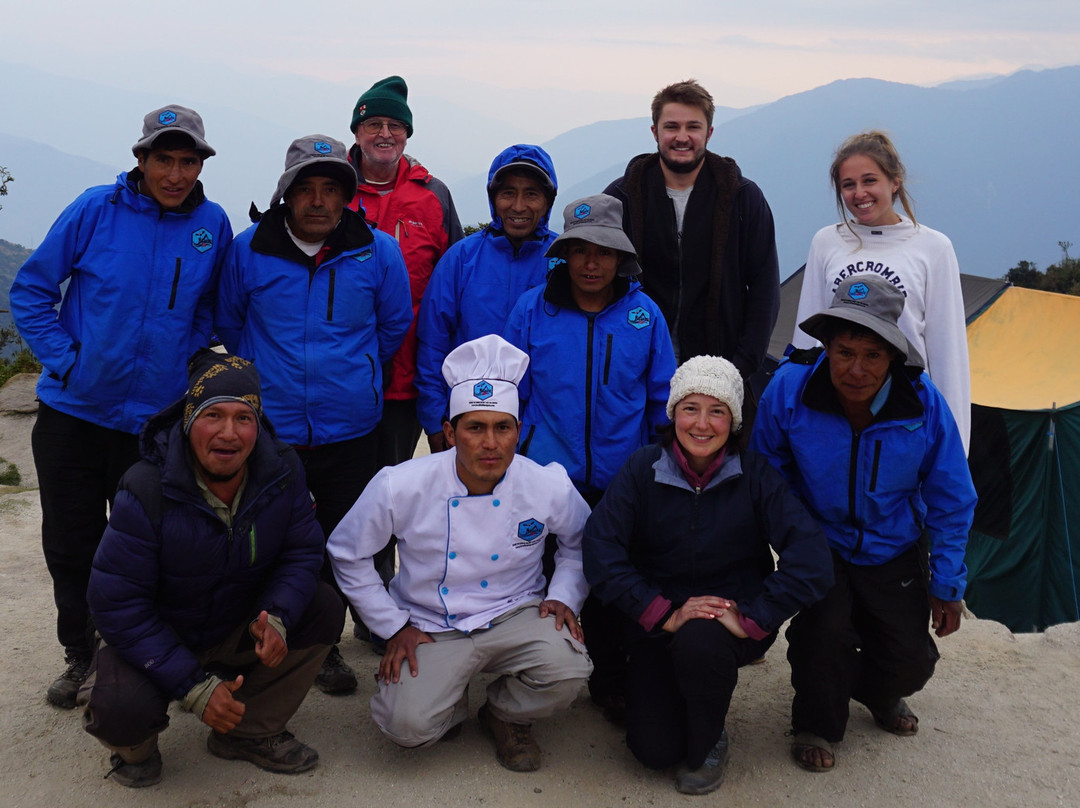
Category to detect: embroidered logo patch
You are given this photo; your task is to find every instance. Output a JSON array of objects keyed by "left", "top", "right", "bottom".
[
  {"left": 158, "top": 110, "right": 177, "bottom": 126},
  {"left": 548, "top": 257, "right": 564, "bottom": 271},
  {"left": 191, "top": 228, "right": 213, "bottom": 253},
  {"left": 355, "top": 249, "right": 372, "bottom": 263},
  {"left": 473, "top": 380, "right": 493, "bottom": 400},
  {"left": 627, "top": 306, "right": 650, "bottom": 329},
  {"left": 848, "top": 282, "right": 869, "bottom": 301},
  {"left": 574, "top": 203, "right": 591, "bottom": 219},
  {"left": 517, "top": 518, "right": 544, "bottom": 541},
  {"left": 356, "top": 104, "right": 367, "bottom": 118},
  {"left": 314, "top": 140, "right": 332, "bottom": 154}
]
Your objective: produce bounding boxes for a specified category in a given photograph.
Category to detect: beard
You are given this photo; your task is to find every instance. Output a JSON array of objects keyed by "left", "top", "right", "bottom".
[{"left": 659, "top": 149, "right": 706, "bottom": 174}]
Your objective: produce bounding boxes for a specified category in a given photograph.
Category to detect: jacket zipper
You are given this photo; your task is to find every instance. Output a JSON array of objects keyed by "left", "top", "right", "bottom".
[
  {"left": 366, "top": 353, "right": 379, "bottom": 406},
  {"left": 869, "top": 440, "right": 882, "bottom": 492},
  {"left": 848, "top": 430, "right": 864, "bottom": 554},
  {"left": 326, "top": 267, "right": 336, "bottom": 321},
  {"left": 602, "top": 334, "right": 613, "bottom": 385},
  {"left": 584, "top": 315, "right": 596, "bottom": 486},
  {"left": 168, "top": 258, "right": 181, "bottom": 310}
]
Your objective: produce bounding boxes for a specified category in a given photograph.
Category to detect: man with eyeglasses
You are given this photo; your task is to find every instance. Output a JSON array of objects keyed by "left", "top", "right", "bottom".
[{"left": 349, "top": 76, "right": 463, "bottom": 471}]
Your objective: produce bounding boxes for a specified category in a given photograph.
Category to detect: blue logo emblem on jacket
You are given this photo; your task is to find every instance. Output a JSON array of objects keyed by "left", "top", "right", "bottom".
[
  {"left": 314, "top": 141, "right": 332, "bottom": 154},
  {"left": 191, "top": 228, "right": 213, "bottom": 253},
  {"left": 627, "top": 306, "right": 651, "bottom": 330},
  {"left": 517, "top": 518, "right": 544, "bottom": 541},
  {"left": 158, "top": 110, "right": 177, "bottom": 126},
  {"left": 473, "top": 380, "right": 493, "bottom": 400},
  {"left": 574, "top": 203, "right": 591, "bottom": 219},
  {"left": 355, "top": 249, "right": 372, "bottom": 263},
  {"left": 548, "top": 257, "right": 564, "bottom": 271},
  {"left": 849, "top": 282, "right": 869, "bottom": 300}
]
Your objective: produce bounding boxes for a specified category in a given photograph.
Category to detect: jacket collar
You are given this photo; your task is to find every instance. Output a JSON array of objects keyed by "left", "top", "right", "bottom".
[
  {"left": 249, "top": 204, "right": 375, "bottom": 265},
  {"left": 652, "top": 443, "right": 742, "bottom": 493},
  {"left": 801, "top": 353, "right": 926, "bottom": 423}
]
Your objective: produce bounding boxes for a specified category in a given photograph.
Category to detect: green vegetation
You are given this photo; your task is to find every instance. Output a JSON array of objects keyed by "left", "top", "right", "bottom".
[
  {"left": 1005, "top": 242, "right": 1080, "bottom": 296},
  {"left": 463, "top": 222, "right": 490, "bottom": 236},
  {"left": 0, "top": 459, "right": 21, "bottom": 486},
  {"left": 0, "top": 166, "right": 11, "bottom": 211}
]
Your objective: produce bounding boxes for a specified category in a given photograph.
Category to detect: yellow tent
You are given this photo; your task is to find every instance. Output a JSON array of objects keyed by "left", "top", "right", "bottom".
[{"left": 967, "top": 286, "right": 1080, "bottom": 412}]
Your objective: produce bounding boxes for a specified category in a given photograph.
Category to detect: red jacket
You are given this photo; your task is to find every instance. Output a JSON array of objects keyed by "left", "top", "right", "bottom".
[{"left": 348, "top": 151, "right": 463, "bottom": 400}]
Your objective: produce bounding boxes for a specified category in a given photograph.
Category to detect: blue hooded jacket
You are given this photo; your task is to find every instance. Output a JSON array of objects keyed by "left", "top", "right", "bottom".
[
  {"left": 503, "top": 266, "right": 675, "bottom": 500},
  {"left": 415, "top": 145, "right": 560, "bottom": 435},
  {"left": 215, "top": 205, "right": 412, "bottom": 446},
  {"left": 749, "top": 351, "right": 975, "bottom": 601},
  {"left": 9, "top": 171, "right": 232, "bottom": 434}
]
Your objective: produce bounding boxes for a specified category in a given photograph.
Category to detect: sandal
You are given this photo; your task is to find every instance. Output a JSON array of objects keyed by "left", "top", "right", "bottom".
[
  {"left": 872, "top": 699, "right": 919, "bottom": 736},
  {"left": 790, "top": 731, "right": 835, "bottom": 772}
]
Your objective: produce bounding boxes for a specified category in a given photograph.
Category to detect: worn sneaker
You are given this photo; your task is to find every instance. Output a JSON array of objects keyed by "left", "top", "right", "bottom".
[
  {"left": 675, "top": 729, "right": 729, "bottom": 795},
  {"left": 315, "top": 645, "right": 357, "bottom": 694},
  {"left": 105, "top": 750, "right": 163, "bottom": 788},
  {"left": 47, "top": 654, "right": 91, "bottom": 709},
  {"left": 478, "top": 703, "right": 541, "bottom": 772},
  {"left": 207, "top": 730, "right": 319, "bottom": 773}
]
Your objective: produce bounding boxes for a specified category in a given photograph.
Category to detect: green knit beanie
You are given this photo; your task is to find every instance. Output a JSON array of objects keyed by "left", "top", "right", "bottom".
[{"left": 350, "top": 76, "right": 413, "bottom": 136}]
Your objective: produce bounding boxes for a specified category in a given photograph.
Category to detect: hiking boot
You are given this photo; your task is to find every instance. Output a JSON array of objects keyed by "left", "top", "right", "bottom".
[
  {"left": 478, "top": 703, "right": 541, "bottom": 772},
  {"left": 315, "top": 645, "right": 357, "bottom": 694},
  {"left": 47, "top": 653, "right": 91, "bottom": 709},
  {"left": 675, "top": 729, "right": 729, "bottom": 795},
  {"left": 105, "top": 750, "right": 163, "bottom": 788},
  {"left": 207, "top": 730, "right": 319, "bottom": 773}
]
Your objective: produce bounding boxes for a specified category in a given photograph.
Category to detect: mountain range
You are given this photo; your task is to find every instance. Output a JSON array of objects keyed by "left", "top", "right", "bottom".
[{"left": 2, "top": 61, "right": 1078, "bottom": 279}]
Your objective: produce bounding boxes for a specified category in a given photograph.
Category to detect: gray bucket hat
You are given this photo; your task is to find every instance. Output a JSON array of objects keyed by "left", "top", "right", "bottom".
[
  {"left": 131, "top": 105, "right": 215, "bottom": 157},
  {"left": 799, "top": 274, "right": 924, "bottom": 367},
  {"left": 546, "top": 195, "right": 642, "bottom": 277},
  {"left": 270, "top": 135, "right": 358, "bottom": 208}
]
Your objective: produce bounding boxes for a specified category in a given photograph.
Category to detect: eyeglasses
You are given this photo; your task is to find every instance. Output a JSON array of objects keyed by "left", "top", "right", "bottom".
[{"left": 360, "top": 119, "right": 407, "bottom": 135}]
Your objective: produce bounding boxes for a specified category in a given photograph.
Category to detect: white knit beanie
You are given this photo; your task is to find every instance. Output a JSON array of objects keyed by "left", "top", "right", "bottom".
[{"left": 665, "top": 355, "right": 744, "bottom": 431}]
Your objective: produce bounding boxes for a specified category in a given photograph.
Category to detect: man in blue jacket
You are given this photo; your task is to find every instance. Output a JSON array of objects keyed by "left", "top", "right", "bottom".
[
  {"left": 415, "top": 144, "right": 559, "bottom": 452},
  {"left": 9, "top": 105, "right": 233, "bottom": 709},
  {"left": 83, "top": 351, "right": 343, "bottom": 787},
  {"left": 750, "top": 274, "right": 976, "bottom": 773},
  {"left": 215, "top": 135, "right": 412, "bottom": 694}
]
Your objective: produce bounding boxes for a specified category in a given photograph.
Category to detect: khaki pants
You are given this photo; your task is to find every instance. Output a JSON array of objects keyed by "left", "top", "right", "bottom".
[
  {"left": 371, "top": 603, "right": 592, "bottom": 748},
  {"left": 82, "top": 582, "right": 342, "bottom": 761}
]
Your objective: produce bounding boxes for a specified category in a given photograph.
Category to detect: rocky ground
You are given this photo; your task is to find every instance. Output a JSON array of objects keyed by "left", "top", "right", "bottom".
[{"left": 1, "top": 373, "right": 1077, "bottom": 808}]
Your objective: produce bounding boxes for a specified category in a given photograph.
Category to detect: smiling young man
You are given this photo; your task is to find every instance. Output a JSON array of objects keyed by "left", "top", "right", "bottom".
[
  {"left": 416, "top": 145, "right": 559, "bottom": 452},
  {"left": 605, "top": 80, "right": 780, "bottom": 395},
  {"left": 81, "top": 351, "right": 342, "bottom": 787},
  {"left": 215, "top": 135, "right": 412, "bottom": 695},
  {"left": 327, "top": 335, "right": 593, "bottom": 773},
  {"left": 10, "top": 105, "right": 232, "bottom": 709},
  {"left": 750, "top": 274, "right": 976, "bottom": 774}
]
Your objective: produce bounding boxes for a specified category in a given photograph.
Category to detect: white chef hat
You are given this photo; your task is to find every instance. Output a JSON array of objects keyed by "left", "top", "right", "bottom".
[{"left": 442, "top": 334, "right": 530, "bottom": 422}]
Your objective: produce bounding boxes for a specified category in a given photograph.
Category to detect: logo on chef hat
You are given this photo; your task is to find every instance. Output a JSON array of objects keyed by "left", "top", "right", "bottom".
[{"left": 473, "top": 380, "right": 493, "bottom": 401}]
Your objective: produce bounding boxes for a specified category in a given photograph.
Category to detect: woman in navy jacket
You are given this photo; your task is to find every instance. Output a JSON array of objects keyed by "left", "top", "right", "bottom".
[{"left": 584, "top": 355, "right": 832, "bottom": 795}]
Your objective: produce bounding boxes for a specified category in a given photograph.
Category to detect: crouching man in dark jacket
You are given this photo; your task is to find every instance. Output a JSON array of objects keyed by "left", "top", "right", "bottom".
[{"left": 81, "top": 351, "right": 344, "bottom": 788}]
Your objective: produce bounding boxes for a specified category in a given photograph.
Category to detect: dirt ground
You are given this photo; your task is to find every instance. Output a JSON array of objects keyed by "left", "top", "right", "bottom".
[{"left": 1, "top": 373, "right": 1078, "bottom": 808}]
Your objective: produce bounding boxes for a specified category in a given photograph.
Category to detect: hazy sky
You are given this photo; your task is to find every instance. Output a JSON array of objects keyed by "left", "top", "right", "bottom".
[{"left": 7, "top": 0, "right": 1080, "bottom": 139}]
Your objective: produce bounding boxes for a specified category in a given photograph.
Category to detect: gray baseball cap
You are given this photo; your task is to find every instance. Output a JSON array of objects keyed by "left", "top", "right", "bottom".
[
  {"left": 131, "top": 105, "right": 215, "bottom": 157},
  {"left": 270, "top": 135, "right": 358, "bottom": 208},
  {"left": 799, "top": 274, "right": 924, "bottom": 367},
  {"left": 546, "top": 195, "right": 641, "bottom": 277}
]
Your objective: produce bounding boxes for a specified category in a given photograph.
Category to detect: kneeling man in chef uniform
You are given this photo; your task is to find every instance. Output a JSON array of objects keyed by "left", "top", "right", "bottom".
[{"left": 328, "top": 334, "right": 592, "bottom": 772}]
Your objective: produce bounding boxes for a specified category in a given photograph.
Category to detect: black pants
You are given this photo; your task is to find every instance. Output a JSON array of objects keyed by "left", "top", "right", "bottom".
[
  {"left": 82, "top": 582, "right": 343, "bottom": 749},
  {"left": 32, "top": 403, "right": 141, "bottom": 657},
  {"left": 786, "top": 547, "right": 940, "bottom": 743},
  {"left": 625, "top": 618, "right": 776, "bottom": 770},
  {"left": 372, "top": 399, "right": 423, "bottom": 586},
  {"left": 295, "top": 432, "right": 381, "bottom": 628}
]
